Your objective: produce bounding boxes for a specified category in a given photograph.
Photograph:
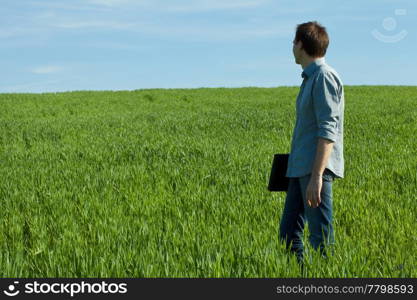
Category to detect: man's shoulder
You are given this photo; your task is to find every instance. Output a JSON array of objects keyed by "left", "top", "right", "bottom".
[
  {"left": 312, "top": 63, "right": 343, "bottom": 89},
  {"left": 317, "top": 63, "right": 343, "bottom": 84}
]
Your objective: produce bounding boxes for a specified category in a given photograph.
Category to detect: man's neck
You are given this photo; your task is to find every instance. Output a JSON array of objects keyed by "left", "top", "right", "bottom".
[{"left": 301, "top": 56, "right": 320, "bottom": 69}]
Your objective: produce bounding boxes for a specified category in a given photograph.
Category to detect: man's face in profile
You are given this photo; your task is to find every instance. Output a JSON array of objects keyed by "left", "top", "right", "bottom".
[{"left": 292, "top": 39, "right": 302, "bottom": 65}]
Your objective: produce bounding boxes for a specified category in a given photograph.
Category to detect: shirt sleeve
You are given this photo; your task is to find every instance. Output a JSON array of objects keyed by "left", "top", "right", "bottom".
[{"left": 312, "top": 71, "right": 342, "bottom": 143}]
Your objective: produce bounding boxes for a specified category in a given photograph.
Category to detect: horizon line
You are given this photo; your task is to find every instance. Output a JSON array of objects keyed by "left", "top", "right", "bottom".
[{"left": 1, "top": 84, "right": 417, "bottom": 95}]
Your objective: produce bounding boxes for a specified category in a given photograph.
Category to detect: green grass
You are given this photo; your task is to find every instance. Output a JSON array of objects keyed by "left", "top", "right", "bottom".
[{"left": 0, "top": 86, "right": 416, "bottom": 277}]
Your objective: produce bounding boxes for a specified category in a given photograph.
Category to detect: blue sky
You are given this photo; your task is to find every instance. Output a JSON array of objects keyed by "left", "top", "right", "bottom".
[{"left": 0, "top": 0, "right": 416, "bottom": 93}]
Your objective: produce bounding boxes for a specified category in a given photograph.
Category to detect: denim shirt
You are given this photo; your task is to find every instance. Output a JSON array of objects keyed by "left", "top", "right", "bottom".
[{"left": 285, "top": 57, "right": 344, "bottom": 179}]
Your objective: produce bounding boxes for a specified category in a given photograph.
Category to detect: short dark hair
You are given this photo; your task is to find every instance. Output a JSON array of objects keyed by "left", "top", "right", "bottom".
[{"left": 295, "top": 21, "right": 329, "bottom": 57}]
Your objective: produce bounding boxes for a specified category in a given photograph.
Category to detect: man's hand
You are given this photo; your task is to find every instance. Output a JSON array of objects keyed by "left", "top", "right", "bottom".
[{"left": 306, "top": 174, "right": 322, "bottom": 208}]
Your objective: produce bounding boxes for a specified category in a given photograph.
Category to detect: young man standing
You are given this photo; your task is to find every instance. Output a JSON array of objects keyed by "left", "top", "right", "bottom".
[{"left": 279, "top": 21, "right": 344, "bottom": 266}]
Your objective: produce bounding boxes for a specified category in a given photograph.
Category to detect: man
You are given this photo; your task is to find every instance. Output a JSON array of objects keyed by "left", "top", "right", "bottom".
[{"left": 279, "top": 21, "right": 344, "bottom": 266}]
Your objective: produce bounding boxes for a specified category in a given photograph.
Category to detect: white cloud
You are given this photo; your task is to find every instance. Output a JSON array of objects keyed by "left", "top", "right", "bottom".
[
  {"left": 0, "top": 27, "right": 32, "bottom": 38},
  {"left": 84, "top": 0, "right": 269, "bottom": 12},
  {"left": 86, "top": 0, "right": 140, "bottom": 6},
  {"left": 1, "top": 0, "right": 289, "bottom": 43},
  {"left": 0, "top": 79, "right": 64, "bottom": 93},
  {"left": 159, "top": 0, "right": 268, "bottom": 12},
  {"left": 31, "top": 65, "right": 64, "bottom": 74},
  {"left": 28, "top": 1, "right": 112, "bottom": 12},
  {"left": 124, "top": 22, "right": 293, "bottom": 41},
  {"left": 82, "top": 41, "right": 152, "bottom": 50},
  {"left": 3, "top": 19, "right": 292, "bottom": 43},
  {"left": 55, "top": 21, "right": 137, "bottom": 29}
]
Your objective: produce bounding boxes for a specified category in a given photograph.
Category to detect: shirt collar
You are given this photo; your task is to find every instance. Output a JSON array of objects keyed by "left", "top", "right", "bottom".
[{"left": 301, "top": 57, "right": 325, "bottom": 79}]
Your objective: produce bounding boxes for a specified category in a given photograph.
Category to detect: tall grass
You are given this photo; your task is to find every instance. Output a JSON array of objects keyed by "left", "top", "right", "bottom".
[{"left": 0, "top": 86, "right": 415, "bottom": 277}]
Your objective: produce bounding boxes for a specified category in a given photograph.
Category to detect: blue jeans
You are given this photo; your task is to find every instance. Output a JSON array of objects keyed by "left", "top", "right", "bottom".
[{"left": 278, "top": 168, "right": 336, "bottom": 263}]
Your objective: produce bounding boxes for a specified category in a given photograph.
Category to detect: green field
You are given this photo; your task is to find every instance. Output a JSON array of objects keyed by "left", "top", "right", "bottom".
[{"left": 0, "top": 86, "right": 416, "bottom": 277}]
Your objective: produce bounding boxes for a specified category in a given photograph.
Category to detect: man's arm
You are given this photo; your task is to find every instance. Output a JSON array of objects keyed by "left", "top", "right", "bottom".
[
  {"left": 307, "top": 70, "right": 341, "bottom": 208},
  {"left": 311, "top": 138, "right": 334, "bottom": 177},
  {"left": 306, "top": 138, "right": 334, "bottom": 208}
]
